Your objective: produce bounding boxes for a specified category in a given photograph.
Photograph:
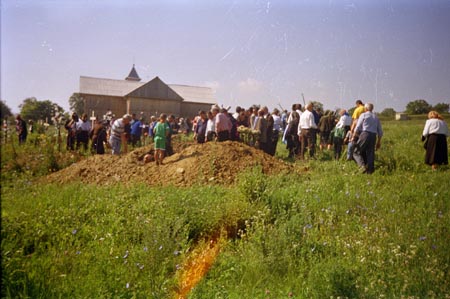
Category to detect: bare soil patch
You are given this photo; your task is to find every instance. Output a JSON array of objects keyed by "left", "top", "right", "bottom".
[{"left": 44, "top": 141, "right": 294, "bottom": 187}]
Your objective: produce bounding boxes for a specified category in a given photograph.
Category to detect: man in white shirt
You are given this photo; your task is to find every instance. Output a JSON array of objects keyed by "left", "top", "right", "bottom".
[
  {"left": 76, "top": 113, "right": 92, "bottom": 151},
  {"left": 299, "top": 103, "right": 318, "bottom": 159}
]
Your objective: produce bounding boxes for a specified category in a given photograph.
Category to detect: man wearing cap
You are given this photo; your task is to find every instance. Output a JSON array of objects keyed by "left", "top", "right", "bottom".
[{"left": 109, "top": 114, "right": 132, "bottom": 155}]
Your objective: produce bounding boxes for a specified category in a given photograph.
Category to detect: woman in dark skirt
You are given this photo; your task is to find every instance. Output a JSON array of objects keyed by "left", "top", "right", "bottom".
[{"left": 422, "top": 111, "right": 450, "bottom": 170}]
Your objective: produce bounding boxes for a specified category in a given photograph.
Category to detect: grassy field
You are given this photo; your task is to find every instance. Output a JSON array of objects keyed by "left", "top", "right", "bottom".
[{"left": 1, "top": 117, "right": 449, "bottom": 298}]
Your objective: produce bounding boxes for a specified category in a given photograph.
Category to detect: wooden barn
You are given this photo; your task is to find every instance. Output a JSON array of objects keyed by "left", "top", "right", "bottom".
[{"left": 79, "top": 65, "right": 216, "bottom": 119}]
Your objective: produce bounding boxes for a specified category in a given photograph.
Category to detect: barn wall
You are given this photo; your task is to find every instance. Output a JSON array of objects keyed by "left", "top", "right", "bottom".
[
  {"left": 180, "top": 102, "right": 212, "bottom": 118},
  {"left": 127, "top": 97, "right": 181, "bottom": 118},
  {"left": 81, "top": 94, "right": 127, "bottom": 119}
]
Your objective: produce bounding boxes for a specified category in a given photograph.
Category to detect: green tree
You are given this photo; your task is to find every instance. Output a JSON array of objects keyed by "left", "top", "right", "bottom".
[
  {"left": 433, "top": 102, "right": 449, "bottom": 114},
  {"left": 348, "top": 107, "right": 355, "bottom": 116},
  {"left": 311, "top": 101, "right": 324, "bottom": 112},
  {"left": 1, "top": 100, "right": 13, "bottom": 120},
  {"left": 379, "top": 108, "right": 396, "bottom": 118},
  {"left": 19, "top": 97, "right": 64, "bottom": 123},
  {"left": 69, "top": 93, "right": 85, "bottom": 115},
  {"left": 405, "top": 99, "right": 431, "bottom": 115}
]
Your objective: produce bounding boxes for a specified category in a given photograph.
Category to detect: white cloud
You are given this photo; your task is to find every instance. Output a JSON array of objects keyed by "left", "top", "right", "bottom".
[{"left": 238, "top": 78, "right": 263, "bottom": 92}]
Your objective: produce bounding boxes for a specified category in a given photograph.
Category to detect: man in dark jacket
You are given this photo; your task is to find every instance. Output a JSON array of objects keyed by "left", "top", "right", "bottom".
[
  {"left": 15, "top": 114, "right": 27, "bottom": 144},
  {"left": 194, "top": 111, "right": 208, "bottom": 144}
]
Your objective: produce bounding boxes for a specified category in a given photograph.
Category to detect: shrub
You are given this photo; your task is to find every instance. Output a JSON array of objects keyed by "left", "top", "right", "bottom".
[{"left": 237, "top": 165, "right": 267, "bottom": 203}]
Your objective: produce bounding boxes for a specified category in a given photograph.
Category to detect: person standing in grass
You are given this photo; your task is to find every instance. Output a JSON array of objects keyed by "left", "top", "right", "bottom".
[
  {"left": 65, "top": 112, "right": 79, "bottom": 150},
  {"left": 15, "top": 114, "right": 27, "bottom": 144},
  {"left": 153, "top": 113, "right": 170, "bottom": 165},
  {"left": 130, "top": 116, "right": 142, "bottom": 147},
  {"left": 422, "top": 111, "right": 449, "bottom": 171},
  {"left": 215, "top": 108, "right": 232, "bottom": 142},
  {"left": 344, "top": 129, "right": 354, "bottom": 161},
  {"left": 299, "top": 103, "right": 318, "bottom": 159},
  {"left": 194, "top": 110, "right": 207, "bottom": 144},
  {"left": 76, "top": 113, "right": 91, "bottom": 152},
  {"left": 90, "top": 119, "right": 107, "bottom": 154},
  {"left": 350, "top": 100, "right": 365, "bottom": 133},
  {"left": 109, "top": 114, "right": 132, "bottom": 155},
  {"left": 331, "top": 122, "right": 346, "bottom": 160},
  {"left": 352, "top": 103, "right": 383, "bottom": 174}
]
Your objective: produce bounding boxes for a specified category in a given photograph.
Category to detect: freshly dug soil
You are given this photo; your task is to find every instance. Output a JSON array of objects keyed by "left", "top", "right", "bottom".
[{"left": 44, "top": 141, "right": 294, "bottom": 187}]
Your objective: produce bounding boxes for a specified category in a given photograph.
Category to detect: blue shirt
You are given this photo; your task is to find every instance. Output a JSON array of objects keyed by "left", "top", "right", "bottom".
[
  {"left": 355, "top": 111, "right": 383, "bottom": 136},
  {"left": 130, "top": 120, "right": 142, "bottom": 136}
]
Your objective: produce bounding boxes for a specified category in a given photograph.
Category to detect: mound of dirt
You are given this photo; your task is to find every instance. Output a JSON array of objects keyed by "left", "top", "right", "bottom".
[{"left": 44, "top": 141, "right": 294, "bottom": 187}]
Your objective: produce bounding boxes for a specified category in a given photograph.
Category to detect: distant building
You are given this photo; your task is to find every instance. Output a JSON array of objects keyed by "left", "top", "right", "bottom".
[
  {"left": 395, "top": 113, "right": 409, "bottom": 121},
  {"left": 79, "top": 65, "right": 216, "bottom": 119}
]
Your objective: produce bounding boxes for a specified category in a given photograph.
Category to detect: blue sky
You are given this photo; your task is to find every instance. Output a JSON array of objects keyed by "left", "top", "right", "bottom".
[{"left": 2, "top": 0, "right": 450, "bottom": 114}]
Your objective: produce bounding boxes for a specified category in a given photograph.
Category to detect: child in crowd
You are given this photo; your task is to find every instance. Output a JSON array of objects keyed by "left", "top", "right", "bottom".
[
  {"left": 153, "top": 114, "right": 170, "bottom": 165},
  {"left": 344, "top": 129, "right": 354, "bottom": 161},
  {"left": 330, "top": 125, "right": 346, "bottom": 160}
]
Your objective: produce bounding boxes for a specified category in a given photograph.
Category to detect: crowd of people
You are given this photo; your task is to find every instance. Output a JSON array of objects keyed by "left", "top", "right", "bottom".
[{"left": 8, "top": 100, "right": 449, "bottom": 173}]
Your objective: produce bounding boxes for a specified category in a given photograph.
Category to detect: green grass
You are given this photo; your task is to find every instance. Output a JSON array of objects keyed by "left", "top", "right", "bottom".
[{"left": 1, "top": 118, "right": 450, "bottom": 298}]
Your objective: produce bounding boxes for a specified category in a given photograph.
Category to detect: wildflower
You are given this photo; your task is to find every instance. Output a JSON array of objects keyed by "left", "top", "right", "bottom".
[
  {"left": 419, "top": 236, "right": 426, "bottom": 241},
  {"left": 126, "top": 282, "right": 130, "bottom": 289},
  {"left": 173, "top": 250, "right": 180, "bottom": 256},
  {"left": 72, "top": 229, "right": 78, "bottom": 235},
  {"left": 304, "top": 224, "right": 312, "bottom": 229},
  {"left": 345, "top": 191, "right": 350, "bottom": 196},
  {"left": 143, "top": 246, "right": 148, "bottom": 252},
  {"left": 76, "top": 251, "right": 81, "bottom": 255},
  {"left": 158, "top": 245, "right": 163, "bottom": 250},
  {"left": 123, "top": 250, "right": 129, "bottom": 259},
  {"left": 176, "top": 264, "right": 181, "bottom": 270},
  {"left": 346, "top": 209, "right": 351, "bottom": 214}
]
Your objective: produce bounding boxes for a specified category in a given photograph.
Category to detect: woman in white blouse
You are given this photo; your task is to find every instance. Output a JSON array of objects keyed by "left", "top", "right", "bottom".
[{"left": 422, "top": 111, "right": 450, "bottom": 170}]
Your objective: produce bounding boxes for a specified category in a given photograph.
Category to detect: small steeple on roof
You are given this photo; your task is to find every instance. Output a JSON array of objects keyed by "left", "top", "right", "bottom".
[{"left": 125, "top": 64, "right": 141, "bottom": 81}]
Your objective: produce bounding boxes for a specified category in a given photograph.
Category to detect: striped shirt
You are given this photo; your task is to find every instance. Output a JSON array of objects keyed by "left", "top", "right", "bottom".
[{"left": 111, "top": 119, "right": 125, "bottom": 139}]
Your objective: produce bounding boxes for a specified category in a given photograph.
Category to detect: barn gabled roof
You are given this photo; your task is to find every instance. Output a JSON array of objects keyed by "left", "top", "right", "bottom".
[
  {"left": 168, "top": 84, "right": 216, "bottom": 104},
  {"left": 80, "top": 76, "right": 144, "bottom": 97},
  {"left": 79, "top": 74, "right": 216, "bottom": 104},
  {"left": 125, "top": 77, "right": 184, "bottom": 101},
  {"left": 125, "top": 64, "right": 141, "bottom": 81}
]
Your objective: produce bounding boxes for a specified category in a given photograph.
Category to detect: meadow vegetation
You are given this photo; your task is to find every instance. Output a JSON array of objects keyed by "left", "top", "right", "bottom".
[{"left": 1, "top": 117, "right": 449, "bottom": 298}]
